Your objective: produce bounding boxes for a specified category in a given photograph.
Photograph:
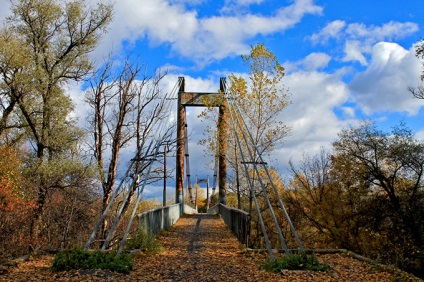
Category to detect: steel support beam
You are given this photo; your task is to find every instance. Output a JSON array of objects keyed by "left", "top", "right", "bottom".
[
  {"left": 218, "top": 78, "right": 227, "bottom": 205},
  {"left": 176, "top": 77, "right": 185, "bottom": 204}
]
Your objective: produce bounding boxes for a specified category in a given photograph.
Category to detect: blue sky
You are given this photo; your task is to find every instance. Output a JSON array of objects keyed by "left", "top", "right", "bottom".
[{"left": 2, "top": 0, "right": 424, "bottom": 200}]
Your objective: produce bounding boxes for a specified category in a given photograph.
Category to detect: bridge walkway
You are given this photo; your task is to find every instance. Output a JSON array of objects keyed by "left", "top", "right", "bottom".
[{"left": 132, "top": 213, "right": 282, "bottom": 281}]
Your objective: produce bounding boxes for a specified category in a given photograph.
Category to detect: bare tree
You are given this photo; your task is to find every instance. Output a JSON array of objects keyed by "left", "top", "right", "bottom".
[
  {"left": 85, "top": 57, "right": 169, "bottom": 241},
  {"left": 409, "top": 38, "right": 424, "bottom": 99}
]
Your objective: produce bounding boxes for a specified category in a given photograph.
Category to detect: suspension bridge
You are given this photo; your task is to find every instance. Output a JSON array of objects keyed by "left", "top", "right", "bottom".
[
  {"left": 84, "top": 77, "right": 303, "bottom": 262},
  {"left": 3, "top": 79, "right": 417, "bottom": 282}
]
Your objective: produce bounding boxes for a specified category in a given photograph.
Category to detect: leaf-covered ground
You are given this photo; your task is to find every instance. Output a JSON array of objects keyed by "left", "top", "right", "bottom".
[{"left": 1, "top": 214, "right": 422, "bottom": 281}]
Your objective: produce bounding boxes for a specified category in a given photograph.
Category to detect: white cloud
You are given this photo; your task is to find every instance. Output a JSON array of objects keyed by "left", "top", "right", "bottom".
[
  {"left": 343, "top": 40, "right": 368, "bottom": 66},
  {"left": 302, "top": 52, "right": 331, "bottom": 70},
  {"left": 169, "top": 0, "right": 206, "bottom": 5},
  {"left": 95, "top": 0, "right": 322, "bottom": 65},
  {"left": 275, "top": 70, "right": 351, "bottom": 174},
  {"left": 0, "top": 0, "right": 11, "bottom": 21},
  {"left": 349, "top": 42, "right": 424, "bottom": 115},
  {"left": 341, "top": 107, "right": 355, "bottom": 119},
  {"left": 283, "top": 52, "right": 331, "bottom": 72},
  {"left": 309, "top": 20, "right": 346, "bottom": 44},
  {"left": 64, "top": 82, "right": 89, "bottom": 129},
  {"left": 220, "top": 0, "right": 269, "bottom": 15},
  {"left": 225, "top": 0, "right": 265, "bottom": 6},
  {"left": 415, "top": 129, "right": 424, "bottom": 141},
  {"left": 0, "top": 0, "right": 322, "bottom": 66},
  {"left": 345, "top": 21, "right": 419, "bottom": 41},
  {"left": 309, "top": 20, "right": 419, "bottom": 65}
]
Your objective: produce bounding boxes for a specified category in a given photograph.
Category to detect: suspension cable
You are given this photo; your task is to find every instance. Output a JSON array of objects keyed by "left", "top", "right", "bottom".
[
  {"left": 115, "top": 79, "right": 179, "bottom": 255},
  {"left": 212, "top": 143, "right": 219, "bottom": 195},
  {"left": 224, "top": 80, "right": 304, "bottom": 252},
  {"left": 184, "top": 124, "right": 193, "bottom": 203},
  {"left": 224, "top": 85, "right": 275, "bottom": 260},
  {"left": 227, "top": 99, "right": 289, "bottom": 255}
]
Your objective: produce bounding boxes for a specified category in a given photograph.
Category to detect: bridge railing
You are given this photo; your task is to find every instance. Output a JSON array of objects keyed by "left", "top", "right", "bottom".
[
  {"left": 218, "top": 204, "right": 250, "bottom": 245},
  {"left": 137, "top": 203, "right": 197, "bottom": 236}
]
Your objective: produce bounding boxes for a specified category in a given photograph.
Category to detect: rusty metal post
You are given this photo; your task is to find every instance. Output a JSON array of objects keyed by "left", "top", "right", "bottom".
[
  {"left": 218, "top": 78, "right": 227, "bottom": 204},
  {"left": 163, "top": 143, "right": 167, "bottom": 207},
  {"left": 176, "top": 77, "right": 185, "bottom": 204}
]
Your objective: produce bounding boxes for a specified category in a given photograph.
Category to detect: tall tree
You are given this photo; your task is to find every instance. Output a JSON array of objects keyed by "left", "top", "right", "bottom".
[
  {"left": 287, "top": 148, "right": 366, "bottom": 250},
  {"left": 228, "top": 43, "right": 290, "bottom": 209},
  {"left": 287, "top": 122, "right": 424, "bottom": 276},
  {"left": 234, "top": 43, "right": 290, "bottom": 154},
  {"left": 199, "top": 43, "right": 290, "bottom": 209},
  {"left": 0, "top": 0, "right": 113, "bottom": 239},
  {"left": 333, "top": 122, "right": 424, "bottom": 275}
]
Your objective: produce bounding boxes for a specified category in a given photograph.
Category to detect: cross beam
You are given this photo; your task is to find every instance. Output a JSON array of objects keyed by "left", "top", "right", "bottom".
[
  {"left": 181, "top": 92, "right": 222, "bottom": 107},
  {"left": 176, "top": 77, "right": 227, "bottom": 205}
]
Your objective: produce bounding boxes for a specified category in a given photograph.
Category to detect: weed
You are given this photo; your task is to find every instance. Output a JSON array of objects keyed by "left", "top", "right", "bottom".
[
  {"left": 51, "top": 247, "right": 133, "bottom": 274},
  {"left": 261, "top": 252, "right": 330, "bottom": 272},
  {"left": 125, "top": 228, "right": 162, "bottom": 254}
]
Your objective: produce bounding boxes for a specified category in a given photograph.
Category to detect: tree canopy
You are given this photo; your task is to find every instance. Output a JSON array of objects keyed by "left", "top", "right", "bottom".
[{"left": 0, "top": 0, "right": 113, "bottom": 247}]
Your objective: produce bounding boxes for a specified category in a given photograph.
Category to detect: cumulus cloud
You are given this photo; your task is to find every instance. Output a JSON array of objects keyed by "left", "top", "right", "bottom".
[
  {"left": 309, "top": 20, "right": 346, "bottom": 44},
  {"left": 349, "top": 42, "right": 424, "bottom": 115},
  {"left": 274, "top": 70, "right": 352, "bottom": 173},
  {"left": 95, "top": 0, "right": 322, "bottom": 65},
  {"left": 284, "top": 52, "right": 331, "bottom": 73},
  {"left": 0, "top": 0, "right": 323, "bottom": 66},
  {"left": 345, "top": 21, "right": 419, "bottom": 41},
  {"left": 343, "top": 40, "right": 368, "bottom": 66},
  {"left": 301, "top": 52, "right": 331, "bottom": 70},
  {"left": 309, "top": 20, "right": 419, "bottom": 65}
]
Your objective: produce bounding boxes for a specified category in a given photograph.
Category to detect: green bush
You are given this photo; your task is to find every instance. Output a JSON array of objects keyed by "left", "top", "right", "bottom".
[
  {"left": 261, "top": 252, "right": 330, "bottom": 272},
  {"left": 125, "top": 228, "right": 162, "bottom": 254},
  {"left": 51, "top": 247, "right": 133, "bottom": 274}
]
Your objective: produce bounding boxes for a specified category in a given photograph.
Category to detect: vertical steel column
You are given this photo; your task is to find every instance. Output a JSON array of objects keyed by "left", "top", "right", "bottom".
[
  {"left": 195, "top": 175, "right": 198, "bottom": 211},
  {"left": 218, "top": 78, "right": 227, "bottom": 204},
  {"left": 184, "top": 124, "right": 193, "bottom": 203},
  {"left": 206, "top": 175, "right": 210, "bottom": 210},
  {"left": 176, "top": 77, "right": 185, "bottom": 204},
  {"left": 163, "top": 143, "right": 167, "bottom": 207}
]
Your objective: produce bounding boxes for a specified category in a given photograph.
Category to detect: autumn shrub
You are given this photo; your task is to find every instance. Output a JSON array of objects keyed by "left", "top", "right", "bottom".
[
  {"left": 40, "top": 187, "right": 100, "bottom": 250},
  {"left": 261, "top": 252, "right": 330, "bottom": 272},
  {"left": 284, "top": 123, "right": 424, "bottom": 278},
  {"left": 0, "top": 146, "right": 36, "bottom": 260},
  {"left": 51, "top": 247, "right": 133, "bottom": 274}
]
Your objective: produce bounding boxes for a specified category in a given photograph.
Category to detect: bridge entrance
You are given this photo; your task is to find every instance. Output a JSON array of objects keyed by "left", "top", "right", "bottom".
[{"left": 175, "top": 77, "right": 228, "bottom": 205}]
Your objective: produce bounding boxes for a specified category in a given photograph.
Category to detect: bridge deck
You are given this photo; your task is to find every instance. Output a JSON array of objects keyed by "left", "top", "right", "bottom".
[{"left": 132, "top": 213, "right": 282, "bottom": 281}]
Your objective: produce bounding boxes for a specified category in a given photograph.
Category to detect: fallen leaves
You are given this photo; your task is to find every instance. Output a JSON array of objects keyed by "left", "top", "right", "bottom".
[{"left": 1, "top": 214, "right": 422, "bottom": 281}]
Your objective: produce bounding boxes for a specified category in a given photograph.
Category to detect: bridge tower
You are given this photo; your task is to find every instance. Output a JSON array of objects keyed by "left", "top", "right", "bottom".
[{"left": 176, "top": 77, "right": 227, "bottom": 205}]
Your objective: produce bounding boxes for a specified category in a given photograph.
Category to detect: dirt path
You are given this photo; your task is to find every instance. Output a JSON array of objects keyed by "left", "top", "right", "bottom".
[{"left": 1, "top": 213, "right": 421, "bottom": 281}]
